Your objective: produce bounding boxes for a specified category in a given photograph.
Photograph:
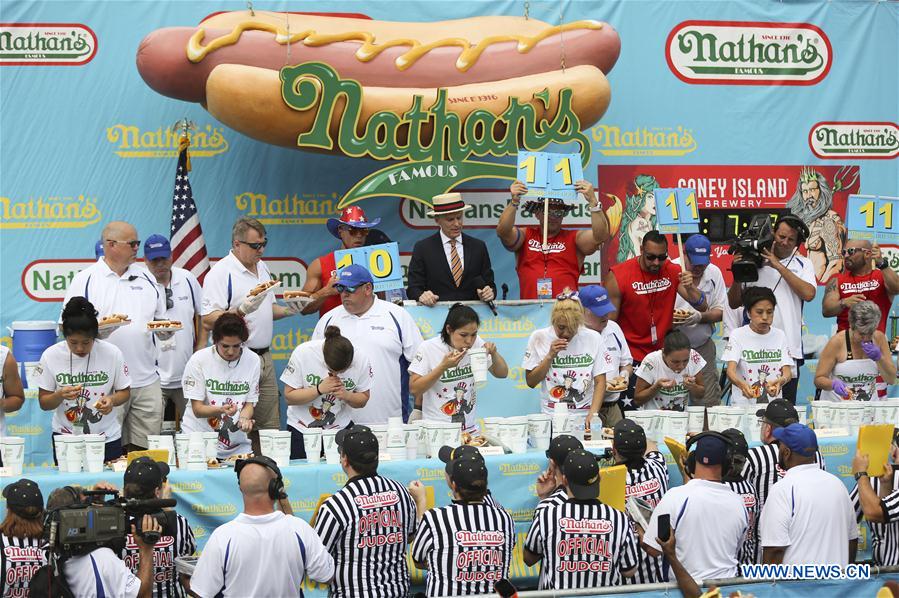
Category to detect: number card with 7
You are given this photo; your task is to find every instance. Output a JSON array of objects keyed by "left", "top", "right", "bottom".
[
  {"left": 846, "top": 195, "right": 898, "bottom": 243},
  {"left": 334, "top": 242, "right": 403, "bottom": 292},
  {"left": 654, "top": 188, "right": 700, "bottom": 234}
]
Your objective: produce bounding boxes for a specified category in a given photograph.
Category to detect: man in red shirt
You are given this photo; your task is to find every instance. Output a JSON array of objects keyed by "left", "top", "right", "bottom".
[
  {"left": 300, "top": 206, "right": 381, "bottom": 317},
  {"left": 822, "top": 239, "right": 899, "bottom": 333},
  {"left": 603, "top": 230, "right": 707, "bottom": 409},
  {"left": 496, "top": 179, "right": 609, "bottom": 299}
]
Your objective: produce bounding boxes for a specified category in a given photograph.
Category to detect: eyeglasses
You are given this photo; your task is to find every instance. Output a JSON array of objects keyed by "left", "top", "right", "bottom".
[
  {"left": 238, "top": 239, "right": 267, "bottom": 250},
  {"left": 164, "top": 287, "right": 174, "bottom": 310},
  {"left": 643, "top": 253, "right": 668, "bottom": 262},
  {"left": 841, "top": 247, "right": 866, "bottom": 257},
  {"left": 106, "top": 239, "right": 141, "bottom": 249}
]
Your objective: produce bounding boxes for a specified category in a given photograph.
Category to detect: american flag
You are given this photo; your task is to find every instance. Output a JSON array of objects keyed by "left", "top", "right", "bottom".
[{"left": 170, "top": 135, "right": 210, "bottom": 282}]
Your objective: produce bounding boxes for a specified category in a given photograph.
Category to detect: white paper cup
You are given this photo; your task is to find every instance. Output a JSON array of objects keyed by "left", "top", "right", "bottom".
[
  {"left": 862, "top": 404, "right": 874, "bottom": 426},
  {"left": 482, "top": 417, "right": 503, "bottom": 439},
  {"left": 402, "top": 424, "right": 420, "bottom": 460},
  {"left": 564, "top": 413, "right": 587, "bottom": 442},
  {"left": 813, "top": 401, "right": 835, "bottom": 429},
  {"left": 831, "top": 402, "right": 850, "bottom": 428},
  {"left": 188, "top": 433, "right": 207, "bottom": 469},
  {"left": 386, "top": 421, "right": 406, "bottom": 461},
  {"left": 873, "top": 402, "right": 898, "bottom": 425},
  {"left": 845, "top": 403, "right": 865, "bottom": 434},
  {"left": 499, "top": 416, "right": 529, "bottom": 453},
  {"left": 438, "top": 422, "right": 463, "bottom": 451},
  {"left": 666, "top": 412, "right": 689, "bottom": 438},
  {"left": 323, "top": 429, "right": 340, "bottom": 465},
  {"left": 686, "top": 406, "right": 705, "bottom": 433},
  {"left": 422, "top": 420, "right": 442, "bottom": 458},
  {"left": 201, "top": 431, "right": 219, "bottom": 461},
  {"left": 303, "top": 429, "right": 323, "bottom": 463},
  {"left": 528, "top": 413, "right": 552, "bottom": 449},
  {"left": 468, "top": 348, "right": 489, "bottom": 386},
  {"left": 628, "top": 412, "right": 654, "bottom": 437},
  {"left": 640, "top": 410, "right": 664, "bottom": 442},
  {"left": 259, "top": 430, "right": 276, "bottom": 457},
  {"left": 368, "top": 424, "right": 388, "bottom": 450},
  {"left": 175, "top": 434, "right": 190, "bottom": 468},
  {"left": 147, "top": 435, "right": 176, "bottom": 466},
  {"left": 0, "top": 436, "right": 25, "bottom": 476},
  {"left": 54, "top": 435, "right": 69, "bottom": 472},
  {"left": 82, "top": 434, "right": 105, "bottom": 473},
  {"left": 271, "top": 431, "right": 292, "bottom": 466},
  {"left": 65, "top": 437, "right": 84, "bottom": 473}
]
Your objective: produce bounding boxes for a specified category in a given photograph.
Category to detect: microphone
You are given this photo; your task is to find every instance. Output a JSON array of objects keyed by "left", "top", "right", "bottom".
[
  {"left": 470, "top": 275, "right": 498, "bottom": 316},
  {"left": 501, "top": 284, "right": 509, "bottom": 301},
  {"left": 123, "top": 498, "right": 178, "bottom": 510}
]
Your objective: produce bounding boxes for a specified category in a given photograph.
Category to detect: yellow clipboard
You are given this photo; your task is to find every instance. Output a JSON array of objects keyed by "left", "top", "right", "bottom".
[
  {"left": 665, "top": 436, "right": 689, "bottom": 481},
  {"left": 857, "top": 424, "right": 895, "bottom": 477},
  {"left": 126, "top": 449, "right": 169, "bottom": 465},
  {"left": 599, "top": 464, "right": 626, "bottom": 511}
]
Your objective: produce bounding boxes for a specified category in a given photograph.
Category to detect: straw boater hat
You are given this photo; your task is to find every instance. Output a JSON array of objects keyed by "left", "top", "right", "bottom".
[{"left": 427, "top": 193, "right": 467, "bottom": 217}]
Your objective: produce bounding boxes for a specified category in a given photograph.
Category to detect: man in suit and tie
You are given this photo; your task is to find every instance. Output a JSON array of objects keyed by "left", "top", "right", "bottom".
[{"left": 407, "top": 193, "right": 496, "bottom": 306}]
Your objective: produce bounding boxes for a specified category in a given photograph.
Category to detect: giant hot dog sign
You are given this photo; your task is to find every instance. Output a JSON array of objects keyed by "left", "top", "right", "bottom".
[{"left": 137, "top": 11, "right": 621, "bottom": 207}]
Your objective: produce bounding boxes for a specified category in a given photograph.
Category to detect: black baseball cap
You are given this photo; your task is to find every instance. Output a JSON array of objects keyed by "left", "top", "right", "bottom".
[
  {"left": 2, "top": 479, "right": 44, "bottom": 514},
  {"left": 563, "top": 449, "right": 600, "bottom": 500},
  {"left": 721, "top": 428, "right": 749, "bottom": 456},
  {"left": 694, "top": 435, "right": 728, "bottom": 466},
  {"left": 545, "top": 434, "right": 583, "bottom": 467},
  {"left": 447, "top": 454, "right": 488, "bottom": 491},
  {"left": 124, "top": 457, "right": 170, "bottom": 488},
  {"left": 336, "top": 425, "right": 379, "bottom": 464},
  {"left": 613, "top": 419, "right": 647, "bottom": 455},
  {"left": 756, "top": 399, "right": 800, "bottom": 427},
  {"left": 438, "top": 445, "right": 484, "bottom": 473}
]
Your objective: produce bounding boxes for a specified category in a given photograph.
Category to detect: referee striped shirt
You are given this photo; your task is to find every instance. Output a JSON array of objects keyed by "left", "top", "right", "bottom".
[
  {"left": 850, "top": 472, "right": 899, "bottom": 566},
  {"left": 723, "top": 477, "right": 760, "bottom": 567},
  {"left": 1, "top": 533, "right": 46, "bottom": 597},
  {"left": 525, "top": 498, "right": 638, "bottom": 590},
  {"left": 412, "top": 501, "right": 515, "bottom": 597},
  {"left": 314, "top": 474, "right": 416, "bottom": 598},
  {"left": 123, "top": 514, "right": 195, "bottom": 598},
  {"left": 622, "top": 451, "right": 669, "bottom": 585},
  {"left": 742, "top": 443, "right": 824, "bottom": 562}
]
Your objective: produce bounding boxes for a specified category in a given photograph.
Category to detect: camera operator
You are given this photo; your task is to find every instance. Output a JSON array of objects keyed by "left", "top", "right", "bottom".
[
  {"left": 45, "top": 485, "right": 161, "bottom": 598},
  {"left": 121, "top": 457, "right": 196, "bottom": 597},
  {"left": 727, "top": 216, "right": 816, "bottom": 404},
  {"left": 1, "top": 479, "right": 47, "bottom": 597}
]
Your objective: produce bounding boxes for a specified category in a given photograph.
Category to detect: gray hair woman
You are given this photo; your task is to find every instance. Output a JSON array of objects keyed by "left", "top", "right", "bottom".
[{"left": 815, "top": 301, "right": 896, "bottom": 401}]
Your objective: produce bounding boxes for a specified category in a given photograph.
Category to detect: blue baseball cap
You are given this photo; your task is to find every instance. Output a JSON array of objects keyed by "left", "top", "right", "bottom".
[
  {"left": 143, "top": 234, "right": 172, "bottom": 261},
  {"left": 694, "top": 435, "right": 728, "bottom": 465},
  {"left": 684, "top": 234, "right": 712, "bottom": 266},
  {"left": 578, "top": 285, "right": 616, "bottom": 317},
  {"left": 94, "top": 240, "right": 104, "bottom": 258},
  {"left": 337, "top": 264, "right": 373, "bottom": 288},
  {"left": 772, "top": 423, "right": 818, "bottom": 457}
]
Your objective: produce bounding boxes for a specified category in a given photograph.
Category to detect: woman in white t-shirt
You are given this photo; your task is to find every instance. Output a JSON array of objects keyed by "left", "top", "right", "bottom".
[
  {"left": 0, "top": 345, "right": 25, "bottom": 438},
  {"left": 523, "top": 293, "right": 611, "bottom": 423},
  {"left": 181, "top": 313, "right": 260, "bottom": 458},
  {"left": 281, "top": 325, "right": 372, "bottom": 459},
  {"left": 723, "top": 287, "right": 793, "bottom": 406},
  {"left": 634, "top": 330, "right": 705, "bottom": 411},
  {"left": 37, "top": 297, "right": 131, "bottom": 461},
  {"left": 815, "top": 300, "right": 896, "bottom": 401},
  {"left": 408, "top": 303, "right": 509, "bottom": 434}
]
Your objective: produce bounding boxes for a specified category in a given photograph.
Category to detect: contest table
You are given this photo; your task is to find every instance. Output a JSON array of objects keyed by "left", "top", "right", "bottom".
[{"left": 0, "top": 433, "right": 873, "bottom": 596}]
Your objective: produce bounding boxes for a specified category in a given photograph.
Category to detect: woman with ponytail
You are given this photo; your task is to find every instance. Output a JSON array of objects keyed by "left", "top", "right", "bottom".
[
  {"left": 281, "top": 325, "right": 372, "bottom": 458},
  {"left": 37, "top": 297, "right": 131, "bottom": 461},
  {"left": 409, "top": 303, "right": 508, "bottom": 434}
]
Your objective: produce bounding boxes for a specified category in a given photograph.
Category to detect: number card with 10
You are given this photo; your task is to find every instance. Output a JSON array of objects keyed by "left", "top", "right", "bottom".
[
  {"left": 654, "top": 188, "right": 700, "bottom": 234},
  {"left": 334, "top": 242, "right": 403, "bottom": 292},
  {"left": 516, "top": 151, "right": 584, "bottom": 201},
  {"left": 846, "top": 195, "right": 898, "bottom": 243}
]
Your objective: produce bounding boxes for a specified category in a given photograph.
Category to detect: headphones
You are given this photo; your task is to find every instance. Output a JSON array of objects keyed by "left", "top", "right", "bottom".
[
  {"left": 235, "top": 456, "right": 287, "bottom": 501},
  {"left": 774, "top": 214, "right": 810, "bottom": 245},
  {"left": 684, "top": 431, "right": 738, "bottom": 478}
]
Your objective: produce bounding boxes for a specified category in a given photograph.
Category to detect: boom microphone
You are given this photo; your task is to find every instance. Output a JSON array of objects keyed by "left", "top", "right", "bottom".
[
  {"left": 123, "top": 498, "right": 178, "bottom": 510},
  {"left": 471, "top": 275, "right": 498, "bottom": 316}
]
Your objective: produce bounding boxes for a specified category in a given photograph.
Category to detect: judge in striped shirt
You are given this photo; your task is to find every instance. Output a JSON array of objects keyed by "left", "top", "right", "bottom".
[
  {"left": 534, "top": 434, "right": 584, "bottom": 506},
  {"left": 525, "top": 449, "right": 639, "bottom": 590},
  {"left": 410, "top": 450, "right": 515, "bottom": 597},
  {"left": 851, "top": 448, "right": 899, "bottom": 566},
  {"left": 314, "top": 425, "right": 417, "bottom": 598},
  {"left": 719, "top": 428, "right": 760, "bottom": 569}
]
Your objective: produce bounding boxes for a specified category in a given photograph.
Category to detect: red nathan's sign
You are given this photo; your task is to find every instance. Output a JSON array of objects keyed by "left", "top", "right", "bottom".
[{"left": 597, "top": 164, "right": 861, "bottom": 285}]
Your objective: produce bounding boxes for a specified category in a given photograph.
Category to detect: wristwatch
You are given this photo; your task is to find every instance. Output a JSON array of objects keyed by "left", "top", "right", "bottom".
[
  {"left": 854, "top": 471, "right": 869, "bottom": 481},
  {"left": 877, "top": 258, "right": 889, "bottom": 270}
]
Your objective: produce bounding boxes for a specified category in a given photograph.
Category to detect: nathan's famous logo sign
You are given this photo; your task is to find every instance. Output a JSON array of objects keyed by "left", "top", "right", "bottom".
[
  {"left": 106, "top": 123, "right": 229, "bottom": 158},
  {"left": 136, "top": 11, "right": 622, "bottom": 207},
  {"left": 0, "top": 24, "right": 97, "bottom": 66},
  {"left": 590, "top": 124, "right": 697, "bottom": 157},
  {"left": 809, "top": 122, "right": 899, "bottom": 160},
  {"left": 234, "top": 191, "right": 339, "bottom": 225},
  {"left": 0, "top": 195, "right": 101, "bottom": 229},
  {"left": 666, "top": 21, "right": 832, "bottom": 85}
]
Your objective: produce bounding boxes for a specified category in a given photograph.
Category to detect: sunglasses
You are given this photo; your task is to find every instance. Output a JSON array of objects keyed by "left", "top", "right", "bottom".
[
  {"left": 556, "top": 290, "right": 580, "bottom": 301},
  {"left": 164, "top": 287, "right": 174, "bottom": 310},
  {"left": 335, "top": 283, "right": 365, "bottom": 294},
  {"left": 106, "top": 239, "right": 141, "bottom": 249},
  {"left": 238, "top": 239, "right": 267, "bottom": 250},
  {"left": 841, "top": 247, "right": 867, "bottom": 257},
  {"left": 643, "top": 253, "right": 668, "bottom": 262}
]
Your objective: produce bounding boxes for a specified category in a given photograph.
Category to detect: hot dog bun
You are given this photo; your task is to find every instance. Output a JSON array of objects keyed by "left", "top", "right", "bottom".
[
  {"left": 99, "top": 314, "right": 130, "bottom": 326},
  {"left": 283, "top": 290, "right": 312, "bottom": 300},
  {"left": 249, "top": 279, "right": 280, "bottom": 296},
  {"left": 147, "top": 320, "right": 183, "bottom": 330}
]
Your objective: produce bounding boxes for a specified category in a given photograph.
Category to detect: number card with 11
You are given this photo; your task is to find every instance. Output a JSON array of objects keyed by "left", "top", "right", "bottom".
[
  {"left": 846, "top": 195, "right": 898, "bottom": 243},
  {"left": 516, "top": 151, "right": 584, "bottom": 201},
  {"left": 654, "top": 188, "right": 700, "bottom": 234}
]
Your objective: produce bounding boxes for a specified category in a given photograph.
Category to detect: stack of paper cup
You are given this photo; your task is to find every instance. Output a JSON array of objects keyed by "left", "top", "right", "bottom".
[
  {"left": 147, "top": 435, "right": 177, "bottom": 466},
  {"left": 812, "top": 401, "right": 835, "bottom": 429},
  {"left": 416, "top": 424, "right": 429, "bottom": 458},
  {"left": 873, "top": 400, "right": 899, "bottom": 425},
  {"left": 745, "top": 406, "right": 763, "bottom": 442},
  {"left": 499, "top": 416, "right": 528, "bottom": 453},
  {"left": 665, "top": 411, "right": 689, "bottom": 438},
  {"left": 368, "top": 424, "right": 388, "bottom": 450},
  {"left": 628, "top": 411, "right": 654, "bottom": 438},
  {"left": 686, "top": 406, "right": 705, "bottom": 434},
  {"left": 528, "top": 413, "right": 552, "bottom": 449},
  {"left": 830, "top": 402, "right": 850, "bottom": 429},
  {"left": 565, "top": 412, "right": 587, "bottom": 442},
  {"left": 438, "top": 422, "right": 462, "bottom": 450},
  {"left": 54, "top": 435, "right": 70, "bottom": 472},
  {"left": 403, "top": 423, "right": 421, "bottom": 460},
  {"left": 482, "top": 417, "right": 503, "bottom": 439},
  {"left": 797, "top": 405, "right": 809, "bottom": 427},
  {"left": 259, "top": 430, "right": 276, "bottom": 457},
  {"left": 845, "top": 403, "right": 865, "bottom": 434},
  {"left": 187, "top": 433, "right": 207, "bottom": 470},
  {"left": 717, "top": 406, "right": 745, "bottom": 433},
  {"left": 303, "top": 429, "right": 323, "bottom": 463},
  {"left": 271, "top": 430, "right": 292, "bottom": 466},
  {"left": 0, "top": 436, "right": 25, "bottom": 476},
  {"left": 386, "top": 417, "right": 406, "bottom": 461},
  {"left": 639, "top": 410, "right": 663, "bottom": 442},
  {"left": 65, "top": 436, "right": 85, "bottom": 473},
  {"left": 202, "top": 432, "right": 219, "bottom": 461},
  {"left": 468, "top": 348, "right": 489, "bottom": 387},
  {"left": 422, "top": 421, "right": 442, "bottom": 458},
  {"left": 861, "top": 404, "right": 874, "bottom": 426},
  {"left": 174, "top": 434, "right": 190, "bottom": 468},
  {"left": 82, "top": 434, "right": 105, "bottom": 473},
  {"left": 552, "top": 403, "right": 569, "bottom": 438},
  {"left": 323, "top": 429, "right": 340, "bottom": 465}
]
